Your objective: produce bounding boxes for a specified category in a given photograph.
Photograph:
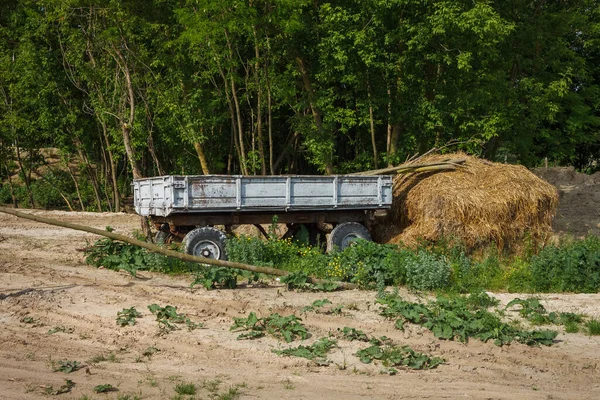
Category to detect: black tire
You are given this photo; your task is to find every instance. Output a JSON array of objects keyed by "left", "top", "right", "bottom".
[
  {"left": 327, "top": 222, "right": 372, "bottom": 252},
  {"left": 155, "top": 230, "right": 169, "bottom": 244},
  {"left": 183, "top": 227, "right": 228, "bottom": 260},
  {"left": 155, "top": 224, "right": 181, "bottom": 244}
]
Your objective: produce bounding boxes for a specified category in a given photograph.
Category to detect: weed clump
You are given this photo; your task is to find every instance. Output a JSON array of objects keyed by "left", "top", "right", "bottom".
[
  {"left": 356, "top": 343, "right": 444, "bottom": 370},
  {"left": 147, "top": 304, "right": 202, "bottom": 334},
  {"left": 116, "top": 307, "right": 141, "bottom": 326},
  {"left": 585, "top": 319, "right": 600, "bottom": 336},
  {"left": 273, "top": 337, "right": 338, "bottom": 364},
  {"left": 230, "top": 312, "right": 308, "bottom": 342},
  {"left": 378, "top": 292, "right": 558, "bottom": 346}
]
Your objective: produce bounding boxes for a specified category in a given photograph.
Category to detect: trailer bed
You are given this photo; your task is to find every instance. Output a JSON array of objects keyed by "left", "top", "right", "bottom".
[{"left": 133, "top": 175, "right": 393, "bottom": 217}]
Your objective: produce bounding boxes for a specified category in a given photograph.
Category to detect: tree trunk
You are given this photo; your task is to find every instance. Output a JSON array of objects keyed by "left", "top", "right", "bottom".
[
  {"left": 208, "top": 40, "right": 246, "bottom": 175},
  {"left": 253, "top": 26, "right": 266, "bottom": 175},
  {"left": 387, "top": 86, "right": 393, "bottom": 166},
  {"left": 265, "top": 35, "right": 274, "bottom": 175},
  {"left": 65, "top": 161, "right": 85, "bottom": 211},
  {"left": 224, "top": 30, "right": 248, "bottom": 175},
  {"left": 267, "top": 76, "right": 274, "bottom": 175},
  {"left": 99, "top": 119, "right": 120, "bottom": 212},
  {"left": 112, "top": 43, "right": 150, "bottom": 239},
  {"left": 194, "top": 132, "right": 210, "bottom": 175},
  {"left": 144, "top": 102, "right": 164, "bottom": 176},
  {"left": 147, "top": 131, "right": 163, "bottom": 176},
  {"left": 73, "top": 136, "right": 103, "bottom": 212},
  {"left": 295, "top": 57, "right": 334, "bottom": 174},
  {"left": 3, "top": 162, "right": 17, "bottom": 207},
  {"left": 14, "top": 143, "right": 34, "bottom": 207},
  {"left": 389, "top": 123, "right": 401, "bottom": 158},
  {"left": 368, "top": 83, "right": 378, "bottom": 169}
]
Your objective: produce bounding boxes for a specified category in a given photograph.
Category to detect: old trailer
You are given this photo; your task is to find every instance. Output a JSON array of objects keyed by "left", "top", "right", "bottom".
[{"left": 133, "top": 175, "right": 393, "bottom": 260}]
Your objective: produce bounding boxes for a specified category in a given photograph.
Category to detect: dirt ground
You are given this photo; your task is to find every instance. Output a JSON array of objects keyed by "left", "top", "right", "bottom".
[
  {"left": 533, "top": 166, "right": 600, "bottom": 237},
  {"left": 1, "top": 167, "right": 600, "bottom": 400}
]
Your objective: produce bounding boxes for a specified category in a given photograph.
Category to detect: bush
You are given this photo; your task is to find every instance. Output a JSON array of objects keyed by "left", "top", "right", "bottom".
[
  {"left": 0, "top": 184, "right": 11, "bottom": 204},
  {"left": 448, "top": 249, "right": 505, "bottom": 292},
  {"left": 405, "top": 251, "right": 451, "bottom": 291},
  {"left": 226, "top": 235, "right": 269, "bottom": 266},
  {"left": 85, "top": 237, "right": 197, "bottom": 276},
  {"left": 227, "top": 235, "right": 408, "bottom": 288},
  {"left": 529, "top": 235, "right": 600, "bottom": 293},
  {"left": 31, "top": 179, "right": 66, "bottom": 209},
  {"left": 337, "top": 240, "right": 407, "bottom": 288}
]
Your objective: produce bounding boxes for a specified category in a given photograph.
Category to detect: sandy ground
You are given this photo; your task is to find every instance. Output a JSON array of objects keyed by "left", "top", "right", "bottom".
[{"left": 0, "top": 209, "right": 600, "bottom": 400}]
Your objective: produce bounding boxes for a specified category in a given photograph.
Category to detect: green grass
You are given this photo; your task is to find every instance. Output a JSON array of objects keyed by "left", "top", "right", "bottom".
[
  {"left": 585, "top": 319, "right": 600, "bottom": 335},
  {"left": 94, "top": 383, "right": 117, "bottom": 393},
  {"left": 174, "top": 382, "right": 196, "bottom": 395}
]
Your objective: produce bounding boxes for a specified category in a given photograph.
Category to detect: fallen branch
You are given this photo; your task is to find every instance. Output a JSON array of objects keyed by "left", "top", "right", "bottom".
[
  {"left": 0, "top": 206, "right": 357, "bottom": 290},
  {"left": 350, "top": 158, "right": 466, "bottom": 176}
]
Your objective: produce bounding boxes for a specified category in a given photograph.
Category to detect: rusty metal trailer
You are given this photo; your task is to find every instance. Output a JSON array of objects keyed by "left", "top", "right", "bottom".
[{"left": 133, "top": 175, "right": 393, "bottom": 260}]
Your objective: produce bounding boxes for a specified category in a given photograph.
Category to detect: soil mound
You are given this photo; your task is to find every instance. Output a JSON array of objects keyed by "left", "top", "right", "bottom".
[
  {"left": 532, "top": 167, "right": 600, "bottom": 237},
  {"left": 377, "top": 153, "right": 558, "bottom": 251}
]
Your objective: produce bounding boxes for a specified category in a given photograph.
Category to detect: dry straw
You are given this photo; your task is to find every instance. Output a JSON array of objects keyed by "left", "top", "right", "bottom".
[{"left": 378, "top": 153, "right": 558, "bottom": 251}]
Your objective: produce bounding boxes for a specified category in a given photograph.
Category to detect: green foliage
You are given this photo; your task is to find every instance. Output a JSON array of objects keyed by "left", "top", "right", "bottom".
[
  {"left": 378, "top": 292, "right": 558, "bottom": 346},
  {"left": 356, "top": 344, "right": 444, "bottom": 370},
  {"left": 1, "top": 0, "right": 600, "bottom": 206},
  {"left": 116, "top": 307, "right": 141, "bottom": 327},
  {"left": 52, "top": 360, "right": 81, "bottom": 373},
  {"left": 337, "top": 327, "right": 369, "bottom": 342},
  {"left": 44, "top": 379, "right": 75, "bottom": 395},
  {"left": 47, "top": 326, "right": 73, "bottom": 335},
  {"left": 174, "top": 382, "right": 196, "bottom": 395},
  {"left": 405, "top": 251, "right": 451, "bottom": 291},
  {"left": 94, "top": 384, "right": 117, "bottom": 393},
  {"left": 528, "top": 236, "right": 600, "bottom": 293},
  {"left": 228, "top": 235, "right": 409, "bottom": 290},
  {"left": 83, "top": 226, "right": 600, "bottom": 296},
  {"left": 147, "top": 304, "right": 202, "bottom": 333},
  {"left": 300, "top": 299, "right": 332, "bottom": 313},
  {"left": 505, "top": 298, "right": 585, "bottom": 328},
  {"left": 84, "top": 238, "right": 149, "bottom": 276},
  {"left": 273, "top": 337, "right": 338, "bottom": 364},
  {"left": 279, "top": 271, "right": 339, "bottom": 292},
  {"left": 585, "top": 319, "right": 600, "bottom": 336},
  {"left": 84, "top": 237, "right": 198, "bottom": 276},
  {"left": 448, "top": 249, "right": 505, "bottom": 292},
  {"left": 191, "top": 267, "right": 237, "bottom": 290},
  {"left": 335, "top": 240, "right": 407, "bottom": 289},
  {"left": 230, "top": 312, "right": 309, "bottom": 342}
]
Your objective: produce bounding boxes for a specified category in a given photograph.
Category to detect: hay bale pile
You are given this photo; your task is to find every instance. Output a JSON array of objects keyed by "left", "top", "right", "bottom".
[{"left": 378, "top": 153, "right": 558, "bottom": 251}]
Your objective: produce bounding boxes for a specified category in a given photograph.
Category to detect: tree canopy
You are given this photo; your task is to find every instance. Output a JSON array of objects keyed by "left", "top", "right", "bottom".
[{"left": 1, "top": 0, "right": 599, "bottom": 210}]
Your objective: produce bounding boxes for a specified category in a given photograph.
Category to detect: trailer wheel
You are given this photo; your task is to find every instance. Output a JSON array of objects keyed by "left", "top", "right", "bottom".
[
  {"left": 183, "top": 227, "right": 228, "bottom": 260},
  {"left": 155, "top": 224, "right": 181, "bottom": 244},
  {"left": 327, "top": 222, "right": 372, "bottom": 252}
]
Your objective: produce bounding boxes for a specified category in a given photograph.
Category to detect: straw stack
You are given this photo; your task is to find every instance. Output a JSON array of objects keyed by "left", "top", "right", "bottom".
[{"left": 378, "top": 153, "right": 558, "bottom": 251}]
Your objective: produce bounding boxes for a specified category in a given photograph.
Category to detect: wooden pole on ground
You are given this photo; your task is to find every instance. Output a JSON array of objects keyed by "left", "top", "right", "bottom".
[{"left": 0, "top": 206, "right": 357, "bottom": 290}]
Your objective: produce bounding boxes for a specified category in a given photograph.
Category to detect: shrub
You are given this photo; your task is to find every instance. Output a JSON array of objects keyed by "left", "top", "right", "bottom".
[
  {"left": 0, "top": 183, "right": 13, "bottom": 204},
  {"left": 448, "top": 248, "right": 505, "bottom": 292},
  {"left": 529, "top": 235, "right": 600, "bottom": 293},
  {"left": 337, "top": 240, "right": 408, "bottom": 289},
  {"left": 84, "top": 237, "right": 196, "bottom": 276},
  {"left": 226, "top": 235, "right": 269, "bottom": 266},
  {"left": 405, "top": 250, "right": 451, "bottom": 291}
]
